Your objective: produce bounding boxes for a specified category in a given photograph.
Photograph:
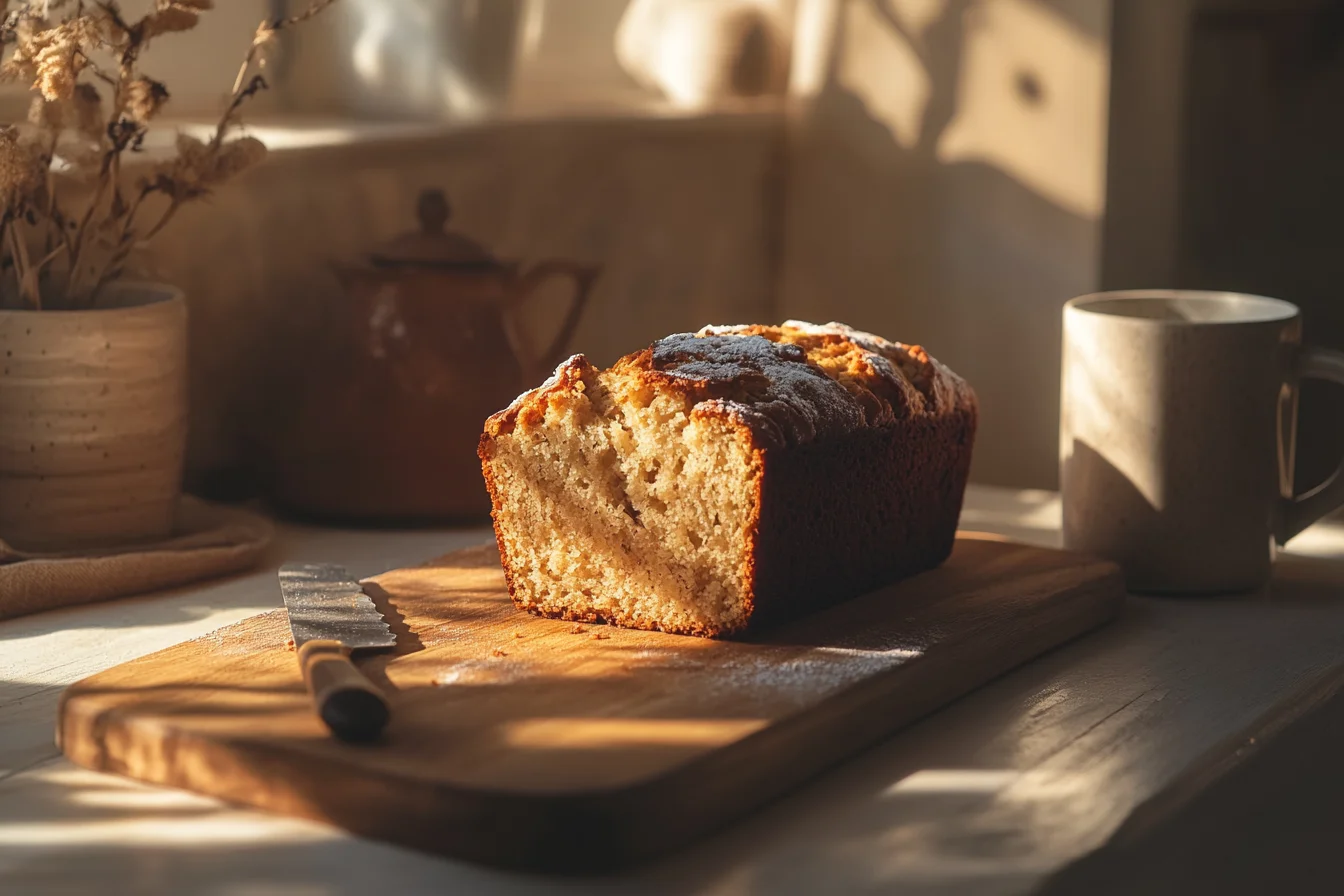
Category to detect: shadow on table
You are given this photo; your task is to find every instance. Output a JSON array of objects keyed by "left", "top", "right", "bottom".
[{"left": 1039, "top": 670, "right": 1344, "bottom": 896}]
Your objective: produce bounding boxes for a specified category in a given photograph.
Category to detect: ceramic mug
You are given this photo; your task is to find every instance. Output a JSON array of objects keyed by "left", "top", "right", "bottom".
[{"left": 1060, "top": 289, "right": 1344, "bottom": 593}]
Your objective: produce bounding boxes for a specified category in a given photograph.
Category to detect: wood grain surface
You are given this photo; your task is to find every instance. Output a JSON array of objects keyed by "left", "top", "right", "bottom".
[{"left": 57, "top": 533, "right": 1123, "bottom": 872}]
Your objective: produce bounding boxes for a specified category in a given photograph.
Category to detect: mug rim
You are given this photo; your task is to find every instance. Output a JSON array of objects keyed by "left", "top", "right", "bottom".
[{"left": 1065, "top": 289, "right": 1299, "bottom": 325}]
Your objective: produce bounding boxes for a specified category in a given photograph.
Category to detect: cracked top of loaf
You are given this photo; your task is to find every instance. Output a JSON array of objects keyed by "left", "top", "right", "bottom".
[{"left": 485, "top": 320, "right": 977, "bottom": 450}]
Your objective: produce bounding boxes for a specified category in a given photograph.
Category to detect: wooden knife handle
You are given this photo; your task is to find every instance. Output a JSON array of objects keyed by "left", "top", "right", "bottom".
[{"left": 297, "top": 639, "right": 389, "bottom": 743}]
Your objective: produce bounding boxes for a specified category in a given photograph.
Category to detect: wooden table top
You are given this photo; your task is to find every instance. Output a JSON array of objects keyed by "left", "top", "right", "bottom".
[{"left": 4, "top": 484, "right": 1344, "bottom": 894}]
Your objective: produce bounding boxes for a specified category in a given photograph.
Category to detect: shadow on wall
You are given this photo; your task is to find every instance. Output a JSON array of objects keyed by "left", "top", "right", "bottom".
[{"left": 781, "top": 0, "right": 1108, "bottom": 489}]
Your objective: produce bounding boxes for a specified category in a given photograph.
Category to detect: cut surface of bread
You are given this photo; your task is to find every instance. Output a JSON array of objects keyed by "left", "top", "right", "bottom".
[{"left": 479, "top": 321, "right": 977, "bottom": 637}]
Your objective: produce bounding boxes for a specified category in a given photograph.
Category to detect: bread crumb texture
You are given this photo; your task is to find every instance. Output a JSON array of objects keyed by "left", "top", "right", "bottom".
[{"left": 480, "top": 321, "right": 977, "bottom": 638}]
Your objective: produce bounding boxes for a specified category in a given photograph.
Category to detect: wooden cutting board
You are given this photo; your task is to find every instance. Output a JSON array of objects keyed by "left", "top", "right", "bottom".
[{"left": 58, "top": 534, "right": 1124, "bottom": 872}]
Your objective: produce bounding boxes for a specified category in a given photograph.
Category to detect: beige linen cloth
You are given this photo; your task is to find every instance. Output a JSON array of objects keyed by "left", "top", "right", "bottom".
[{"left": 0, "top": 498, "right": 274, "bottom": 621}]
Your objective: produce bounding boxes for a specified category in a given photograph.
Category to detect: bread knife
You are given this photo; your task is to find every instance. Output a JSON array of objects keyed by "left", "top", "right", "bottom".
[{"left": 279, "top": 563, "right": 396, "bottom": 743}]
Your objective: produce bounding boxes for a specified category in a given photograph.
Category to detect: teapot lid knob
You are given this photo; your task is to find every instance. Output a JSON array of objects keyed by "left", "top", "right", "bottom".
[
  {"left": 368, "top": 187, "right": 499, "bottom": 268},
  {"left": 417, "top": 189, "right": 450, "bottom": 235}
]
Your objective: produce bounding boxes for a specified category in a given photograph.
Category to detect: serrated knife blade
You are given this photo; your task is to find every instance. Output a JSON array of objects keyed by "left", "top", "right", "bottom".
[
  {"left": 280, "top": 563, "right": 396, "bottom": 652},
  {"left": 279, "top": 563, "right": 395, "bottom": 742}
]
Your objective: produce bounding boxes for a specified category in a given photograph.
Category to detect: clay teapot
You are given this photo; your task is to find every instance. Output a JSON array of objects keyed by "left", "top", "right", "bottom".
[{"left": 264, "top": 188, "right": 598, "bottom": 523}]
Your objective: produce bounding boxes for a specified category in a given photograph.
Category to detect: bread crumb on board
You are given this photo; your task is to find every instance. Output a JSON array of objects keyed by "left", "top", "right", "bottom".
[
  {"left": 512, "top": 631, "right": 525, "bottom": 639},
  {"left": 590, "top": 632, "right": 610, "bottom": 641},
  {"left": 570, "top": 624, "right": 587, "bottom": 634},
  {"left": 490, "top": 647, "right": 508, "bottom": 658}
]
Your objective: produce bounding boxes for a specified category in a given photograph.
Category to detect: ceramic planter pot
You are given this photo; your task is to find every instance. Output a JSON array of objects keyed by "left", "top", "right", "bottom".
[{"left": 0, "top": 282, "right": 188, "bottom": 552}]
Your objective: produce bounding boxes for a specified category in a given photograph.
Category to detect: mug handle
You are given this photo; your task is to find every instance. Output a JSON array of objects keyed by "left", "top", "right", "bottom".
[{"left": 1278, "top": 346, "right": 1344, "bottom": 542}]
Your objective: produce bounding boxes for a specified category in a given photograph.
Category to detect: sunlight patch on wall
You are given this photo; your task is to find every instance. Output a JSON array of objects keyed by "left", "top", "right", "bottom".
[
  {"left": 829, "top": 0, "right": 1107, "bottom": 219},
  {"left": 937, "top": 0, "right": 1108, "bottom": 220},
  {"left": 836, "top": 0, "right": 931, "bottom": 149}
]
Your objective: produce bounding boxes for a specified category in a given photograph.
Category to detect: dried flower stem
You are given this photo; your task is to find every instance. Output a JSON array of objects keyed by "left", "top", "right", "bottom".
[
  {"left": 6, "top": 218, "right": 36, "bottom": 308},
  {"left": 40, "top": 127, "right": 58, "bottom": 253},
  {"left": 65, "top": 170, "right": 108, "bottom": 297},
  {"left": 0, "top": 0, "right": 335, "bottom": 309},
  {"left": 213, "top": 0, "right": 335, "bottom": 148},
  {"left": 141, "top": 198, "right": 179, "bottom": 240}
]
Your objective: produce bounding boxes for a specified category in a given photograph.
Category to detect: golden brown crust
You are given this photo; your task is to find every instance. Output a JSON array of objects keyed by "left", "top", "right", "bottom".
[
  {"left": 477, "top": 430, "right": 517, "bottom": 606},
  {"left": 481, "top": 322, "right": 977, "bottom": 452},
  {"left": 481, "top": 354, "right": 595, "bottom": 442}
]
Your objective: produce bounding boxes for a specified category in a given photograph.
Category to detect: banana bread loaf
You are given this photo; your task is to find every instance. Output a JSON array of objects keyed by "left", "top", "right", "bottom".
[{"left": 479, "top": 321, "right": 978, "bottom": 637}]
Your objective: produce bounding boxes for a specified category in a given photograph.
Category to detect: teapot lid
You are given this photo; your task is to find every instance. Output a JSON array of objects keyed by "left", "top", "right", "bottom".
[{"left": 370, "top": 189, "right": 499, "bottom": 268}]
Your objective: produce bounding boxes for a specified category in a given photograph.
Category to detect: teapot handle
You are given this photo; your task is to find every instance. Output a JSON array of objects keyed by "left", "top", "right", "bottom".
[{"left": 504, "top": 260, "right": 600, "bottom": 381}]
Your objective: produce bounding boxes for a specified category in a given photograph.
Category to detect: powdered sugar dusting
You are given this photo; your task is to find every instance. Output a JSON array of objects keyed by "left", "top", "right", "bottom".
[
  {"left": 436, "top": 657, "right": 541, "bottom": 686},
  {"left": 701, "top": 651, "right": 910, "bottom": 707},
  {"left": 815, "top": 645, "right": 923, "bottom": 660},
  {"left": 778, "top": 319, "right": 895, "bottom": 352},
  {"left": 778, "top": 319, "right": 942, "bottom": 406},
  {"left": 629, "top": 643, "right": 919, "bottom": 710},
  {"left": 690, "top": 320, "right": 969, "bottom": 427},
  {"left": 650, "top": 332, "right": 866, "bottom": 448}
]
